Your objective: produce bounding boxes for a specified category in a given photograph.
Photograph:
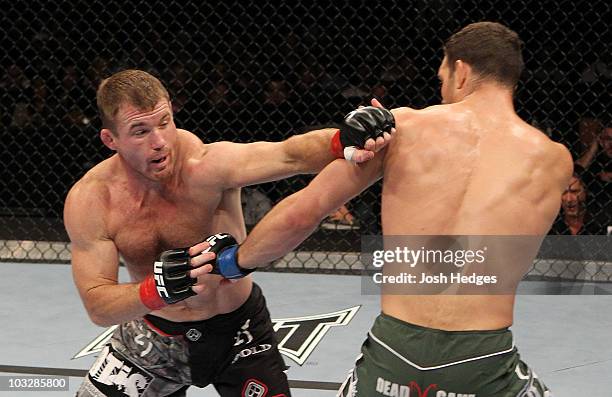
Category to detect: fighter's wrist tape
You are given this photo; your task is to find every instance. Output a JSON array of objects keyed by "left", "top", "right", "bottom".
[
  {"left": 330, "top": 130, "right": 343, "bottom": 158},
  {"left": 217, "top": 245, "right": 255, "bottom": 280},
  {"left": 331, "top": 129, "right": 357, "bottom": 161},
  {"left": 139, "top": 275, "right": 167, "bottom": 311}
]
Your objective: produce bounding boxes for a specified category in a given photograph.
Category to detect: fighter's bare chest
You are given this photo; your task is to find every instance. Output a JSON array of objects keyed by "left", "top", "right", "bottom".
[{"left": 107, "top": 192, "right": 221, "bottom": 266}]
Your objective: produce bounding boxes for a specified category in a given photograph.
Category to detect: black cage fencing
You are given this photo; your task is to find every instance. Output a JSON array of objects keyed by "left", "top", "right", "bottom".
[{"left": 1, "top": 1, "right": 610, "bottom": 279}]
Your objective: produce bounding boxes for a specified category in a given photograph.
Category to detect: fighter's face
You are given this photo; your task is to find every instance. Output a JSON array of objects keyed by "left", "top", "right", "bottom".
[
  {"left": 105, "top": 100, "right": 178, "bottom": 182},
  {"left": 438, "top": 56, "right": 455, "bottom": 104},
  {"left": 561, "top": 176, "right": 586, "bottom": 217}
]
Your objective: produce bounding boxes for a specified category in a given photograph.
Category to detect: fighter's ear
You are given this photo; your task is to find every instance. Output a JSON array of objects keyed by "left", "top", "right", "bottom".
[
  {"left": 453, "top": 59, "right": 471, "bottom": 90},
  {"left": 100, "top": 128, "right": 117, "bottom": 151}
]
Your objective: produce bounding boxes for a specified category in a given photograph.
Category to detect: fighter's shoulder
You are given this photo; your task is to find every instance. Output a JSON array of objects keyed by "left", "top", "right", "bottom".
[
  {"left": 392, "top": 105, "right": 442, "bottom": 123},
  {"left": 179, "top": 130, "right": 231, "bottom": 185},
  {"left": 392, "top": 104, "right": 464, "bottom": 128},
  {"left": 65, "top": 168, "right": 111, "bottom": 213},
  {"left": 64, "top": 163, "right": 113, "bottom": 236},
  {"left": 523, "top": 124, "right": 570, "bottom": 159},
  {"left": 177, "top": 128, "right": 204, "bottom": 146},
  {"left": 521, "top": 124, "right": 573, "bottom": 180},
  {"left": 193, "top": 136, "right": 254, "bottom": 162}
]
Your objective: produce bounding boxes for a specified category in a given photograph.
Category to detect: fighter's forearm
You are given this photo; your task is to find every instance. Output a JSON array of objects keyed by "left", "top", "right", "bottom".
[
  {"left": 281, "top": 128, "right": 338, "bottom": 174},
  {"left": 81, "top": 283, "right": 150, "bottom": 327},
  {"left": 238, "top": 193, "right": 322, "bottom": 268}
]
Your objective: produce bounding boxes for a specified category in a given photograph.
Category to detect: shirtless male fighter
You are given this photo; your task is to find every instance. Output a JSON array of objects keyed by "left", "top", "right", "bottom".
[
  {"left": 64, "top": 69, "right": 394, "bottom": 396},
  {"left": 193, "top": 22, "right": 573, "bottom": 396}
]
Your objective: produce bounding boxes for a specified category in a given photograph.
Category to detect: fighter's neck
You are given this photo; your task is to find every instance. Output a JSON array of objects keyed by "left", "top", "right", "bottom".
[{"left": 460, "top": 85, "right": 516, "bottom": 114}]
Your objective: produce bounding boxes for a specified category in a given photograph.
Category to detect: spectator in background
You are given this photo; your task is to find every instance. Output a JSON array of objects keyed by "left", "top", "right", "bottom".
[
  {"left": 207, "top": 81, "right": 232, "bottom": 108},
  {"left": 550, "top": 173, "right": 603, "bottom": 235},
  {"left": 575, "top": 122, "right": 611, "bottom": 196},
  {"left": 575, "top": 121, "right": 611, "bottom": 179},
  {"left": 371, "top": 83, "right": 390, "bottom": 106},
  {"left": 260, "top": 77, "right": 292, "bottom": 136},
  {"left": 63, "top": 105, "right": 91, "bottom": 128},
  {"left": 581, "top": 54, "right": 612, "bottom": 85},
  {"left": 168, "top": 62, "right": 189, "bottom": 90},
  {"left": 597, "top": 126, "right": 612, "bottom": 182},
  {"left": 263, "top": 78, "right": 289, "bottom": 107},
  {"left": 85, "top": 57, "right": 110, "bottom": 89},
  {"left": 202, "top": 80, "right": 238, "bottom": 140},
  {"left": 1, "top": 64, "right": 30, "bottom": 99},
  {"left": 577, "top": 117, "right": 602, "bottom": 152},
  {"left": 59, "top": 63, "right": 85, "bottom": 108},
  {"left": 9, "top": 102, "right": 35, "bottom": 130},
  {"left": 320, "top": 204, "right": 359, "bottom": 230},
  {"left": 210, "top": 62, "right": 231, "bottom": 84},
  {"left": 30, "top": 77, "right": 59, "bottom": 126}
]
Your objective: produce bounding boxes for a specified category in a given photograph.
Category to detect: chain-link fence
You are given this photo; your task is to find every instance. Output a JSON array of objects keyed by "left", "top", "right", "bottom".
[{"left": 1, "top": 1, "right": 610, "bottom": 279}]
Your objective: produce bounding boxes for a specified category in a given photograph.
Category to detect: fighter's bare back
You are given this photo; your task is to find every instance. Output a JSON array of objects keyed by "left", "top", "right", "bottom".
[{"left": 380, "top": 101, "right": 572, "bottom": 330}]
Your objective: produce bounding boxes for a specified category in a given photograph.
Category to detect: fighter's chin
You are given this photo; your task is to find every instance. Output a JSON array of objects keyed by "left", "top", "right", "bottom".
[
  {"left": 150, "top": 168, "right": 173, "bottom": 181},
  {"left": 146, "top": 165, "right": 174, "bottom": 181}
]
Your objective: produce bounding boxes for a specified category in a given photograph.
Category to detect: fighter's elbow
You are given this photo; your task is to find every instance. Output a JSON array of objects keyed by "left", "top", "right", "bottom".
[
  {"left": 285, "top": 201, "right": 324, "bottom": 233},
  {"left": 90, "top": 315, "right": 111, "bottom": 328},
  {"left": 86, "top": 306, "right": 115, "bottom": 327},
  {"left": 286, "top": 156, "right": 320, "bottom": 175},
  {"left": 82, "top": 288, "right": 117, "bottom": 327}
]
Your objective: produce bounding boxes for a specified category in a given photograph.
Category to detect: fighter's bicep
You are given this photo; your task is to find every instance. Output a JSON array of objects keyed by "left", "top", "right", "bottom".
[
  {"left": 206, "top": 141, "right": 291, "bottom": 188},
  {"left": 64, "top": 188, "right": 120, "bottom": 293},
  {"left": 71, "top": 238, "right": 120, "bottom": 286}
]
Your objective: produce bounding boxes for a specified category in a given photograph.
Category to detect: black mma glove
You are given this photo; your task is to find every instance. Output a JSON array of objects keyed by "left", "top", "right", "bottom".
[
  {"left": 139, "top": 233, "right": 255, "bottom": 310},
  {"left": 139, "top": 248, "right": 197, "bottom": 310},
  {"left": 331, "top": 106, "right": 395, "bottom": 159}
]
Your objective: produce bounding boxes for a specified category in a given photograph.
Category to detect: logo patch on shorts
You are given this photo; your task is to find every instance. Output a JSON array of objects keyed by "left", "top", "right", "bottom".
[
  {"left": 88, "top": 345, "right": 153, "bottom": 397},
  {"left": 242, "top": 378, "right": 268, "bottom": 397},
  {"left": 232, "top": 343, "right": 272, "bottom": 364},
  {"left": 375, "top": 377, "right": 476, "bottom": 397},
  {"left": 185, "top": 328, "right": 202, "bottom": 341}
]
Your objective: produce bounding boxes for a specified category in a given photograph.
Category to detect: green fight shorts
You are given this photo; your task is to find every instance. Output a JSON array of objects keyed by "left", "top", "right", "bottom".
[{"left": 338, "top": 313, "right": 551, "bottom": 397}]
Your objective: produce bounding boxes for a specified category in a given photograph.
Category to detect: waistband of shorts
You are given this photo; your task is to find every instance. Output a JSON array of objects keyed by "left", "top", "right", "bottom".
[
  {"left": 369, "top": 312, "right": 515, "bottom": 370},
  {"left": 143, "top": 282, "right": 264, "bottom": 336},
  {"left": 380, "top": 312, "right": 511, "bottom": 335}
]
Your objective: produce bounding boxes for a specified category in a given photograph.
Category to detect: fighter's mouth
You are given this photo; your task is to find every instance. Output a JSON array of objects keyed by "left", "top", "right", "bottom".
[{"left": 151, "top": 155, "right": 167, "bottom": 164}]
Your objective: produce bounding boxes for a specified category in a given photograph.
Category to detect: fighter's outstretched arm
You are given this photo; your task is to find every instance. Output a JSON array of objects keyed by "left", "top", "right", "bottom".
[
  {"left": 205, "top": 105, "right": 394, "bottom": 189},
  {"left": 185, "top": 151, "right": 384, "bottom": 277},
  {"left": 239, "top": 155, "right": 383, "bottom": 267}
]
